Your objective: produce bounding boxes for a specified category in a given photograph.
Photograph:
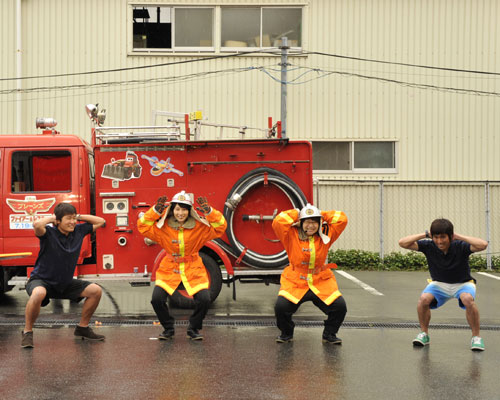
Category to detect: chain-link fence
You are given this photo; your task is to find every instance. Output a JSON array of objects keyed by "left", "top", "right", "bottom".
[{"left": 315, "top": 180, "right": 499, "bottom": 269}]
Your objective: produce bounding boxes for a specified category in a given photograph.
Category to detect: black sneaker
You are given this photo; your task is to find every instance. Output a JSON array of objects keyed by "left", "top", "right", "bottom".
[
  {"left": 322, "top": 333, "right": 342, "bottom": 344},
  {"left": 186, "top": 327, "right": 203, "bottom": 340},
  {"left": 158, "top": 329, "right": 175, "bottom": 340},
  {"left": 276, "top": 333, "right": 293, "bottom": 343},
  {"left": 74, "top": 325, "right": 105, "bottom": 341},
  {"left": 21, "top": 331, "right": 34, "bottom": 348}
]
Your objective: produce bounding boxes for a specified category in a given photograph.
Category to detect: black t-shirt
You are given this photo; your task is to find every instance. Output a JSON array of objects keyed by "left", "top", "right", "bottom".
[
  {"left": 417, "top": 239, "right": 473, "bottom": 283},
  {"left": 31, "top": 223, "right": 94, "bottom": 290}
]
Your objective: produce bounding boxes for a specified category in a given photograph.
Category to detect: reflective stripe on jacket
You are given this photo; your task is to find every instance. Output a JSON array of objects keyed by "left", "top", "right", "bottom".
[
  {"left": 272, "top": 208, "right": 348, "bottom": 305},
  {"left": 137, "top": 206, "right": 227, "bottom": 296}
]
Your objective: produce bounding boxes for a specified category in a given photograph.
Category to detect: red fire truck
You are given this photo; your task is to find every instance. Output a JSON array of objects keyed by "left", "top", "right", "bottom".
[{"left": 0, "top": 106, "right": 313, "bottom": 307}]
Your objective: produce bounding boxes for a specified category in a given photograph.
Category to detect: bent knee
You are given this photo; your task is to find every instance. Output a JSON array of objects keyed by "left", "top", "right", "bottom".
[
  {"left": 83, "top": 283, "right": 102, "bottom": 298},
  {"left": 30, "top": 286, "right": 47, "bottom": 301},
  {"left": 460, "top": 293, "right": 475, "bottom": 307},
  {"left": 417, "top": 294, "right": 434, "bottom": 307}
]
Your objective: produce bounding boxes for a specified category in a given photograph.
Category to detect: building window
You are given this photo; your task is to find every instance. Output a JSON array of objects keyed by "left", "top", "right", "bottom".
[
  {"left": 131, "top": 5, "right": 302, "bottom": 53},
  {"left": 221, "top": 7, "right": 302, "bottom": 49},
  {"left": 312, "top": 141, "right": 396, "bottom": 173},
  {"left": 133, "top": 6, "right": 214, "bottom": 50}
]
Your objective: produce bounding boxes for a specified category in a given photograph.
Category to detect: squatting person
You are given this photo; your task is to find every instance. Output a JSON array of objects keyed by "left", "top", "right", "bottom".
[
  {"left": 398, "top": 218, "right": 488, "bottom": 351},
  {"left": 22, "top": 202, "right": 106, "bottom": 348},
  {"left": 137, "top": 191, "right": 227, "bottom": 341},
  {"left": 272, "top": 203, "right": 348, "bottom": 344}
]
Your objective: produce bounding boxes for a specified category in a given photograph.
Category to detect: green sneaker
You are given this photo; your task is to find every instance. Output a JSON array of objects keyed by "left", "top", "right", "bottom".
[
  {"left": 470, "top": 336, "right": 485, "bottom": 351},
  {"left": 412, "top": 332, "right": 430, "bottom": 346}
]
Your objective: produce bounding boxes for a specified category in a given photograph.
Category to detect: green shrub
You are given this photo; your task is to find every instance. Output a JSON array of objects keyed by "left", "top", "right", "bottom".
[{"left": 328, "top": 249, "right": 497, "bottom": 271}]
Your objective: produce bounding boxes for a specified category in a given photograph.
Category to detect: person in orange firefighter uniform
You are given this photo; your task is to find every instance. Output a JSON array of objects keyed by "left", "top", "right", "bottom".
[
  {"left": 137, "top": 191, "right": 227, "bottom": 340},
  {"left": 272, "top": 204, "right": 348, "bottom": 344}
]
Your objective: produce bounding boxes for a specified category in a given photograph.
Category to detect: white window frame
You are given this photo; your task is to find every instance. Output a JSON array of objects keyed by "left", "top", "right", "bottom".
[
  {"left": 220, "top": 6, "right": 303, "bottom": 52},
  {"left": 312, "top": 140, "right": 398, "bottom": 174},
  {"left": 128, "top": 3, "right": 306, "bottom": 55}
]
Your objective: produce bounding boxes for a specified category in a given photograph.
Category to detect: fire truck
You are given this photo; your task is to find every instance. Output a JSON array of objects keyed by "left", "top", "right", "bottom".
[{"left": 0, "top": 105, "right": 313, "bottom": 307}]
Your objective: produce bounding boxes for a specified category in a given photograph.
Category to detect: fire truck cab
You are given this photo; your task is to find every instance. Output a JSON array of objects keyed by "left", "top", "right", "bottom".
[{"left": 1, "top": 109, "right": 313, "bottom": 307}]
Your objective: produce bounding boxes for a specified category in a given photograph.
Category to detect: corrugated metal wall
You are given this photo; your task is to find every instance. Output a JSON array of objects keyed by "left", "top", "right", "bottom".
[{"left": 1, "top": 0, "right": 498, "bottom": 181}]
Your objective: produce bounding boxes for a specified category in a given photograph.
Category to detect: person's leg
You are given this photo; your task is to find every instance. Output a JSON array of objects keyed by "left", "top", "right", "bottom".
[
  {"left": 459, "top": 292, "right": 480, "bottom": 336},
  {"left": 24, "top": 286, "right": 47, "bottom": 332},
  {"left": 186, "top": 289, "right": 211, "bottom": 340},
  {"left": 78, "top": 283, "right": 102, "bottom": 327},
  {"left": 151, "top": 285, "right": 175, "bottom": 331},
  {"left": 274, "top": 295, "right": 300, "bottom": 340},
  {"left": 311, "top": 294, "right": 347, "bottom": 341},
  {"left": 416, "top": 292, "right": 435, "bottom": 333}
]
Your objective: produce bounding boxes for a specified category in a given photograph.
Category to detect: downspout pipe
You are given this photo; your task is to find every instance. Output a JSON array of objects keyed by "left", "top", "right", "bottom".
[{"left": 16, "top": 0, "right": 22, "bottom": 134}]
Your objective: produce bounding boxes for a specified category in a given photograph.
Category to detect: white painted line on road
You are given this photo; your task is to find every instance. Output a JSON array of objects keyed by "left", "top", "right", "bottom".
[
  {"left": 335, "top": 270, "right": 384, "bottom": 296},
  {"left": 477, "top": 272, "right": 500, "bottom": 281}
]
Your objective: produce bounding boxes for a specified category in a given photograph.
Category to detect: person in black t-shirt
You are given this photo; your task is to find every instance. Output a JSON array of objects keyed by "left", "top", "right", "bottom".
[
  {"left": 21, "top": 203, "right": 106, "bottom": 348},
  {"left": 399, "top": 218, "right": 488, "bottom": 351}
]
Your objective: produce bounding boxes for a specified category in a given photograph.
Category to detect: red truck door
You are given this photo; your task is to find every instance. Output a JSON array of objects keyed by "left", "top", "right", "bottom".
[{"left": 2, "top": 144, "right": 89, "bottom": 267}]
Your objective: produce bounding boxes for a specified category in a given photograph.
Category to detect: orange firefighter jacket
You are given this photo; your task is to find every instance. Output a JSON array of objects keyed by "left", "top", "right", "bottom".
[
  {"left": 137, "top": 206, "right": 227, "bottom": 296},
  {"left": 272, "top": 208, "right": 348, "bottom": 305}
]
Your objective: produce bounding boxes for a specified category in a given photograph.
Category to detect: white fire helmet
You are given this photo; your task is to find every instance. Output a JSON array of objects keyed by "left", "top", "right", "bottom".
[
  {"left": 299, "top": 203, "right": 322, "bottom": 220},
  {"left": 171, "top": 190, "right": 193, "bottom": 207}
]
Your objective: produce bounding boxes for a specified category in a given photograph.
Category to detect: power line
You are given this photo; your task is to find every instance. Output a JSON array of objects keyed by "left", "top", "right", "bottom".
[
  {"left": 0, "top": 49, "right": 279, "bottom": 82},
  {"left": 259, "top": 65, "right": 500, "bottom": 97},
  {"left": 301, "top": 50, "right": 500, "bottom": 76}
]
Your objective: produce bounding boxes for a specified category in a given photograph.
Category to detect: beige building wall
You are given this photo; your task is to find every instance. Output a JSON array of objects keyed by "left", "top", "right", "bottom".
[{"left": 1, "top": 0, "right": 499, "bottom": 253}]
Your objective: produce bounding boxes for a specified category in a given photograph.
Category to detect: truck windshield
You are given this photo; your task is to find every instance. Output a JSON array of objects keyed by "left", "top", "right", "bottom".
[{"left": 11, "top": 150, "right": 71, "bottom": 192}]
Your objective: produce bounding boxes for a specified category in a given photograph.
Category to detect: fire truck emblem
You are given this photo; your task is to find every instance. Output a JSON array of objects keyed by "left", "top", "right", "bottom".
[
  {"left": 141, "top": 155, "right": 184, "bottom": 177},
  {"left": 101, "top": 151, "right": 142, "bottom": 181},
  {"left": 6, "top": 197, "right": 56, "bottom": 215}
]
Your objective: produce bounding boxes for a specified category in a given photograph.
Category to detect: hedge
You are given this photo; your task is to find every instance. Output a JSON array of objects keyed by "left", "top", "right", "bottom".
[{"left": 328, "top": 249, "right": 499, "bottom": 272}]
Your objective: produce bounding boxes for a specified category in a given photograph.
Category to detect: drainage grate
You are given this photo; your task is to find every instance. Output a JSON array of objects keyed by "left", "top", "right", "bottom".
[{"left": 1, "top": 318, "right": 499, "bottom": 330}]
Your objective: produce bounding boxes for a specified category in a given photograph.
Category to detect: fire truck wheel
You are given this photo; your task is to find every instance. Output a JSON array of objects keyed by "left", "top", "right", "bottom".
[{"left": 169, "top": 252, "right": 222, "bottom": 309}]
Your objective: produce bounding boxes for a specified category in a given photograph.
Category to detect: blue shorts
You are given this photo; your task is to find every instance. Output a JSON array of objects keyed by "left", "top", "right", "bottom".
[{"left": 422, "top": 281, "right": 476, "bottom": 310}]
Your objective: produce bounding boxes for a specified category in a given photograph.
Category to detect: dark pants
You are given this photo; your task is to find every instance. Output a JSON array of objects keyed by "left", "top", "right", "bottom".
[
  {"left": 151, "top": 286, "right": 211, "bottom": 331},
  {"left": 275, "top": 290, "right": 347, "bottom": 336}
]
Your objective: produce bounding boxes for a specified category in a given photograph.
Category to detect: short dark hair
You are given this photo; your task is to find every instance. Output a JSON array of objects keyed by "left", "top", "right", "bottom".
[
  {"left": 54, "top": 202, "right": 77, "bottom": 221},
  {"left": 430, "top": 218, "right": 454, "bottom": 240}
]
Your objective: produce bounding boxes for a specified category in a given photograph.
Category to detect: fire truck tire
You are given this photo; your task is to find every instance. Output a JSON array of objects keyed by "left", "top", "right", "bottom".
[
  {"left": 224, "top": 167, "right": 307, "bottom": 269},
  {"left": 168, "top": 252, "right": 222, "bottom": 309}
]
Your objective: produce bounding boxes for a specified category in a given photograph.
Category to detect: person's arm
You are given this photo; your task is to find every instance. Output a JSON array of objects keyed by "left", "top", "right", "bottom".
[
  {"left": 272, "top": 209, "right": 299, "bottom": 245},
  {"left": 321, "top": 210, "right": 348, "bottom": 242},
  {"left": 453, "top": 233, "right": 488, "bottom": 253},
  {"left": 33, "top": 214, "right": 57, "bottom": 237},
  {"left": 77, "top": 214, "right": 106, "bottom": 232},
  {"left": 398, "top": 232, "right": 427, "bottom": 251}
]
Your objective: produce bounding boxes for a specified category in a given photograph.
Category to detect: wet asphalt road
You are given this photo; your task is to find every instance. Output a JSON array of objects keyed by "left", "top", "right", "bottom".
[{"left": 1, "top": 271, "right": 499, "bottom": 400}]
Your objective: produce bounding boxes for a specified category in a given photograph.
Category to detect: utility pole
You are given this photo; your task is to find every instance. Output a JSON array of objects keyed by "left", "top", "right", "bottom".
[{"left": 279, "top": 37, "right": 289, "bottom": 138}]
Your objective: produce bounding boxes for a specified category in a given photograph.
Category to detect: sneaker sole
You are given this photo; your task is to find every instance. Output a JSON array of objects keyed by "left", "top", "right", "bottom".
[
  {"left": 276, "top": 338, "right": 293, "bottom": 343},
  {"left": 186, "top": 335, "right": 203, "bottom": 341},
  {"left": 21, "top": 344, "right": 34, "bottom": 348},
  {"left": 322, "top": 339, "right": 342, "bottom": 345},
  {"left": 412, "top": 340, "right": 429, "bottom": 347},
  {"left": 158, "top": 336, "right": 174, "bottom": 340},
  {"left": 74, "top": 336, "right": 105, "bottom": 341},
  {"left": 471, "top": 347, "right": 485, "bottom": 352}
]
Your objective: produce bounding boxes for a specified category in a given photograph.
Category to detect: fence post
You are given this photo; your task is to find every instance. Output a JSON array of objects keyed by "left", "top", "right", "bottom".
[
  {"left": 485, "top": 182, "right": 492, "bottom": 270},
  {"left": 379, "top": 181, "right": 384, "bottom": 260}
]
